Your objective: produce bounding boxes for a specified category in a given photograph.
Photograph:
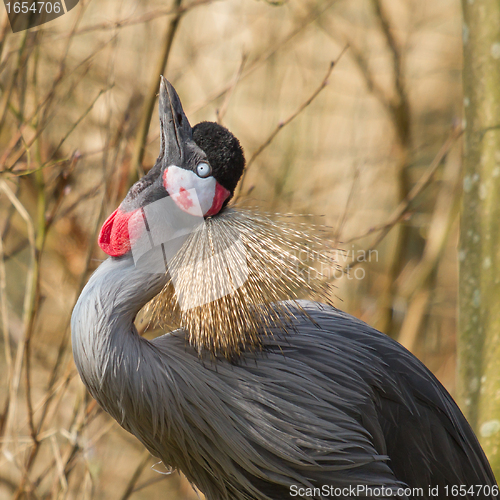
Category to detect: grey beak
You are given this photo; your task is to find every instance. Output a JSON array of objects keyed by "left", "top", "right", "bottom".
[{"left": 159, "top": 76, "right": 193, "bottom": 166}]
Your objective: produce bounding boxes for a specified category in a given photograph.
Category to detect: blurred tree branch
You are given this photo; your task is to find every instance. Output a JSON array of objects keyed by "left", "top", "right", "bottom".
[
  {"left": 460, "top": 0, "right": 500, "bottom": 476},
  {"left": 323, "top": 0, "right": 415, "bottom": 336},
  {"left": 129, "top": 0, "right": 183, "bottom": 181},
  {"left": 119, "top": 450, "right": 153, "bottom": 500},
  {"left": 216, "top": 53, "right": 248, "bottom": 125},
  {"left": 235, "top": 47, "right": 348, "bottom": 199},
  {"left": 344, "top": 125, "right": 462, "bottom": 245},
  {"left": 397, "top": 140, "right": 462, "bottom": 352},
  {"left": 71, "top": 0, "right": 217, "bottom": 37},
  {"left": 340, "top": 125, "right": 462, "bottom": 281},
  {"left": 188, "top": 0, "right": 338, "bottom": 116}
]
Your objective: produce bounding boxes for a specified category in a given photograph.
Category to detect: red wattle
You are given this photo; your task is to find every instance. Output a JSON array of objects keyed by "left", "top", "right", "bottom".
[
  {"left": 205, "top": 182, "right": 231, "bottom": 217},
  {"left": 98, "top": 207, "right": 137, "bottom": 257}
]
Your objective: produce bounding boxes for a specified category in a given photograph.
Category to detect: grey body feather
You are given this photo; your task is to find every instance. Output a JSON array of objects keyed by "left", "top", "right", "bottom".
[{"left": 71, "top": 255, "right": 496, "bottom": 500}]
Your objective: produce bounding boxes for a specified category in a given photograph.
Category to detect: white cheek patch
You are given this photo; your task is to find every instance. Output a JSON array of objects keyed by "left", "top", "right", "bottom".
[{"left": 163, "top": 165, "right": 216, "bottom": 216}]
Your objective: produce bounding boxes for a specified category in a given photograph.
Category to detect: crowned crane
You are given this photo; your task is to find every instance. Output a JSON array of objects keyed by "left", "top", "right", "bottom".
[{"left": 71, "top": 77, "right": 497, "bottom": 500}]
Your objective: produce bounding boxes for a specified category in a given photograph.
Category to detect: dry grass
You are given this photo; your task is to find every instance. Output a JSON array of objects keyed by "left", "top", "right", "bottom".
[{"left": 0, "top": 0, "right": 462, "bottom": 498}]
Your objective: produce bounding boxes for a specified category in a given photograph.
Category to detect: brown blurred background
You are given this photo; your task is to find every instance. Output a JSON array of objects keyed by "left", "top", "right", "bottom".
[{"left": 0, "top": 0, "right": 464, "bottom": 498}]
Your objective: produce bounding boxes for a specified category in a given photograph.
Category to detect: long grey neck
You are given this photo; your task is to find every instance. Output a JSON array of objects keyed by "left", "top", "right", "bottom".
[{"left": 71, "top": 255, "right": 168, "bottom": 395}]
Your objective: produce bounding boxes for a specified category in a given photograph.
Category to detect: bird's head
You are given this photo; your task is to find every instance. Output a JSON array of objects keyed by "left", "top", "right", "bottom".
[{"left": 98, "top": 77, "right": 245, "bottom": 257}]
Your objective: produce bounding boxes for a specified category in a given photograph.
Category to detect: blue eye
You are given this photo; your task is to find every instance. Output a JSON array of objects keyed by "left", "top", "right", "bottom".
[{"left": 196, "top": 162, "right": 211, "bottom": 178}]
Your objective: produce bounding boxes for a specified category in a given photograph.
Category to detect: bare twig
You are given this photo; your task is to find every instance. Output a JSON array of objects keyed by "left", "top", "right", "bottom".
[
  {"left": 0, "top": 180, "right": 36, "bottom": 477},
  {"left": 216, "top": 53, "right": 248, "bottom": 125},
  {"left": 0, "top": 12, "right": 11, "bottom": 63},
  {"left": 234, "top": 47, "right": 348, "bottom": 199},
  {"left": 140, "top": 0, "right": 340, "bottom": 154},
  {"left": 32, "top": 127, "right": 120, "bottom": 464},
  {"left": 52, "top": 184, "right": 102, "bottom": 223},
  {"left": 334, "top": 163, "right": 360, "bottom": 247},
  {"left": 0, "top": 232, "right": 11, "bottom": 441},
  {"left": 132, "top": 474, "right": 169, "bottom": 493},
  {"left": 371, "top": 0, "right": 406, "bottom": 111},
  {"left": 397, "top": 139, "right": 463, "bottom": 351},
  {"left": 317, "top": 18, "right": 392, "bottom": 114},
  {"left": 1, "top": 37, "right": 112, "bottom": 176},
  {"left": 72, "top": 0, "right": 216, "bottom": 37},
  {"left": 339, "top": 125, "right": 463, "bottom": 270},
  {"left": 119, "top": 451, "right": 152, "bottom": 500},
  {"left": 188, "top": 0, "right": 338, "bottom": 117},
  {"left": 51, "top": 87, "right": 112, "bottom": 162},
  {"left": 0, "top": 31, "right": 30, "bottom": 134},
  {"left": 50, "top": 435, "right": 68, "bottom": 492},
  {"left": 130, "top": 0, "right": 183, "bottom": 179},
  {"left": 0, "top": 235, "right": 11, "bottom": 370}
]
